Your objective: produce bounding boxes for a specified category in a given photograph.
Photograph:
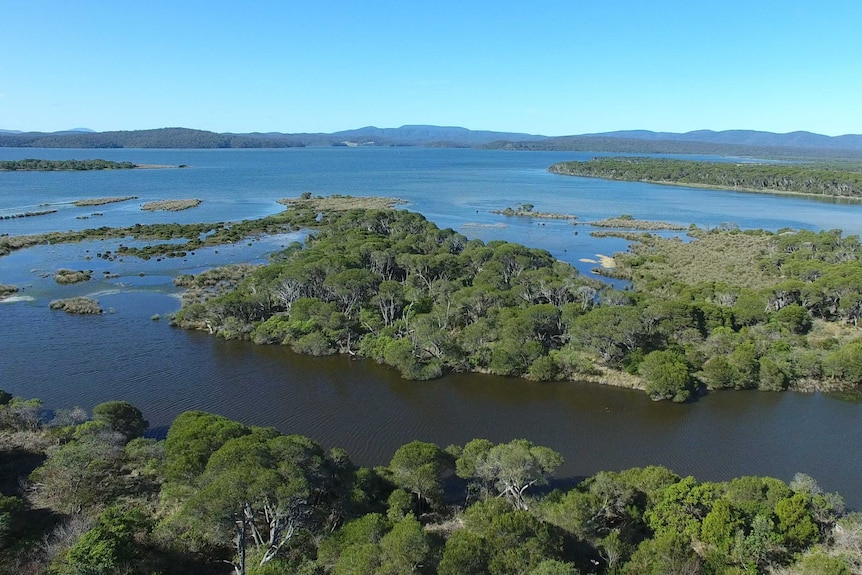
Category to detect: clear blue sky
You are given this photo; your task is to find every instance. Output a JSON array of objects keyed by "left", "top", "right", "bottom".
[{"left": 2, "top": 0, "right": 861, "bottom": 136}]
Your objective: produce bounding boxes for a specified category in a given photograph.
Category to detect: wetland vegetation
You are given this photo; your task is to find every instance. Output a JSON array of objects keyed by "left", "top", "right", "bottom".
[
  {"left": 48, "top": 296, "right": 103, "bottom": 314},
  {"left": 141, "top": 199, "right": 202, "bottom": 212},
  {"left": 73, "top": 196, "right": 138, "bottom": 207},
  {"left": 53, "top": 269, "right": 92, "bottom": 284},
  {"left": 583, "top": 214, "right": 687, "bottom": 231},
  {"left": 491, "top": 203, "right": 578, "bottom": 220}
]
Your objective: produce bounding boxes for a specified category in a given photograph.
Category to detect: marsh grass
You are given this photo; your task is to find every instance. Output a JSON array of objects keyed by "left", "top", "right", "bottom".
[
  {"left": 585, "top": 216, "right": 686, "bottom": 230},
  {"left": 616, "top": 230, "right": 776, "bottom": 290},
  {"left": 53, "top": 269, "right": 92, "bottom": 284},
  {"left": 73, "top": 196, "right": 138, "bottom": 207},
  {"left": 141, "top": 199, "right": 201, "bottom": 211},
  {"left": 278, "top": 194, "right": 406, "bottom": 211}
]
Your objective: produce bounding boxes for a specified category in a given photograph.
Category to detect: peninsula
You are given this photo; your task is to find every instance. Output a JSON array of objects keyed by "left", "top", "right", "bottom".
[{"left": 549, "top": 157, "right": 862, "bottom": 199}]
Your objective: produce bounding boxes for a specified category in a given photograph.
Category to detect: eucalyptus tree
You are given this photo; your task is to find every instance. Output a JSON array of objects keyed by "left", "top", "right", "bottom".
[
  {"left": 456, "top": 439, "right": 563, "bottom": 510},
  {"left": 172, "top": 430, "right": 333, "bottom": 575}
]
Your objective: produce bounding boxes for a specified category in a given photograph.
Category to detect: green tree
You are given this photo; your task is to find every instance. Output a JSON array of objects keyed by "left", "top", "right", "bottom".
[
  {"left": 378, "top": 514, "right": 430, "bottom": 574},
  {"left": 623, "top": 531, "right": 700, "bottom": 575},
  {"left": 164, "top": 411, "right": 249, "bottom": 484},
  {"left": 639, "top": 350, "right": 693, "bottom": 402},
  {"left": 92, "top": 400, "right": 148, "bottom": 442},
  {"left": 0, "top": 495, "right": 24, "bottom": 548},
  {"left": 468, "top": 439, "right": 563, "bottom": 510},
  {"left": 775, "top": 493, "right": 819, "bottom": 550},
  {"left": 55, "top": 506, "right": 149, "bottom": 575},
  {"left": 31, "top": 431, "right": 126, "bottom": 513},
  {"left": 438, "top": 530, "right": 490, "bottom": 575},
  {"left": 173, "top": 431, "right": 331, "bottom": 575},
  {"left": 388, "top": 441, "right": 449, "bottom": 512},
  {"left": 528, "top": 559, "right": 580, "bottom": 575}
]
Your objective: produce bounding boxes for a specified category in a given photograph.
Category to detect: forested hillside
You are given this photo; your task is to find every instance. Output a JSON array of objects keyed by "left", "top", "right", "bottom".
[
  {"left": 0, "top": 128, "right": 304, "bottom": 149},
  {"left": 0, "top": 394, "right": 857, "bottom": 575}
]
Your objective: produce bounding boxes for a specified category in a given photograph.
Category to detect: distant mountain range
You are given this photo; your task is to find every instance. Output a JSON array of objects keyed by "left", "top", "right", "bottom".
[
  {"left": 1, "top": 125, "right": 860, "bottom": 158},
  {"left": 585, "top": 129, "right": 862, "bottom": 152}
]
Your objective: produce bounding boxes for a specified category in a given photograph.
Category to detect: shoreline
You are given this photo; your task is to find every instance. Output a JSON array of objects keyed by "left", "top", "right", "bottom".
[{"left": 551, "top": 170, "right": 862, "bottom": 203}]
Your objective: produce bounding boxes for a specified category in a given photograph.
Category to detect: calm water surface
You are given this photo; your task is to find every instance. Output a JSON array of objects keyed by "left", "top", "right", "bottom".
[{"left": 1, "top": 148, "right": 860, "bottom": 505}]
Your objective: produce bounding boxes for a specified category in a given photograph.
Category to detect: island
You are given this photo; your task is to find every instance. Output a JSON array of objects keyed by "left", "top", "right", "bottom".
[
  {"left": 0, "top": 283, "right": 18, "bottom": 300},
  {"left": 53, "top": 269, "right": 92, "bottom": 284},
  {"left": 491, "top": 203, "right": 578, "bottom": 220},
  {"left": 549, "top": 157, "right": 862, "bottom": 199},
  {"left": 0, "top": 158, "right": 138, "bottom": 171},
  {"left": 583, "top": 214, "right": 687, "bottom": 230},
  {"left": 0, "top": 209, "right": 57, "bottom": 220},
  {"left": 167, "top": 200, "right": 862, "bottom": 403},
  {"left": 141, "top": 199, "right": 202, "bottom": 212},
  {"left": 73, "top": 196, "right": 138, "bottom": 207},
  {"left": 48, "top": 296, "right": 102, "bottom": 314}
]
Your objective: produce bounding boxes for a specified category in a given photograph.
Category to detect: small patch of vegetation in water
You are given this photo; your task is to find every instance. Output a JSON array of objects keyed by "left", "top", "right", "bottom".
[
  {"left": 49, "top": 296, "right": 102, "bottom": 314},
  {"left": 53, "top": 269, "right": 92, "bottom": 284},
  {"left": 141, "top": 199, "right": 202, "bottom": 211}
]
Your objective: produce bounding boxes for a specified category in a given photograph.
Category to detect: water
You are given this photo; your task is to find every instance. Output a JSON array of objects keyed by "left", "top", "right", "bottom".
[{"left": 1, "top": 148, "right": 860, "bottom": 505}]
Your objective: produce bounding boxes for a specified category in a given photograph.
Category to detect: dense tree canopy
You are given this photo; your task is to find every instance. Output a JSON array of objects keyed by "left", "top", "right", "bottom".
[{"left": 172, "top": 205, "right": 862, "bottom": 401}]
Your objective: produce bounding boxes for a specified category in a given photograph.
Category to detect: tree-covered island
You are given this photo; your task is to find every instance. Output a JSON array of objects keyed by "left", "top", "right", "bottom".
[
  {"left": 549, "top": 157, "right": 862, "bottom": 199},
  {"left": 168, "top": 198, "right": 862, "bottom": 403},
  {"left": 0, "top": 392, "right": 858, "bottom": 575}
]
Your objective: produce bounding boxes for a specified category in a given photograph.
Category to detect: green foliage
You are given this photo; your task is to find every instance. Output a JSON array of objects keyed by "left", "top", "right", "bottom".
[
  {"left": 623, "top": 530, "right": 700, "bottom": 575},
  {"left": 823, "top": 340, "right": 862, "bottom": 384},
  {"left": 386, "top": 488, "right": 413, "bottom": 522},
  {"left": 54, "top": 506, "right": 149, "bottom": 575},
  {"left": 0, "top": 495, "right": 24, "bottom": 548},
  {"left": 639, "top": 350, "right": 694, "bottom": 402},
  {"left": 460, "top": 439, "right": 563, "bottom": 510},
  {"left": 3, "top": 402, "right": 856, "bottom": 575},
  {"left": 438, "top": 530, "right": 490, "bottom": 575},
  {"left": 645, "top": 476, "right": 715, "bottom": 538},
  {"left": 0, "top": 158, "right": 137, "bottom": 171},
  {"left": 551, "top": 157, "right": 862, "bottom": 198},
  {"left": 317, "top": 513, "right": 389, "bottom": 571},
  {"left": 389, "top": 441, "right": 449, "bottom": 512},
  {"left": 92, "top": 401, "right": 148, "bottom": 441},
  {"left": 796, "top": 551, "right": 852, "bottom": 575},
  {"left": 31, "top": 429, "right": 127, "bottom": 513},
  {"left": 527, "top": 559, "right": 580, "bottom": 575},
  {"left": 163, "top": 410, "right": 249, "bottom": 483},
  {"left": 775, "top": 493, "right": 819, "bottom": 549},
  {"left": 377, "top": 514, "right": 430, "bottom": 574}
]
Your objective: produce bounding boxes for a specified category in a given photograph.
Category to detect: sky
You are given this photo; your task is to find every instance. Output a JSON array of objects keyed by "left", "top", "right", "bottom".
[{"left": 2, "top": 1, "right": 861, "bottom": 136}]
